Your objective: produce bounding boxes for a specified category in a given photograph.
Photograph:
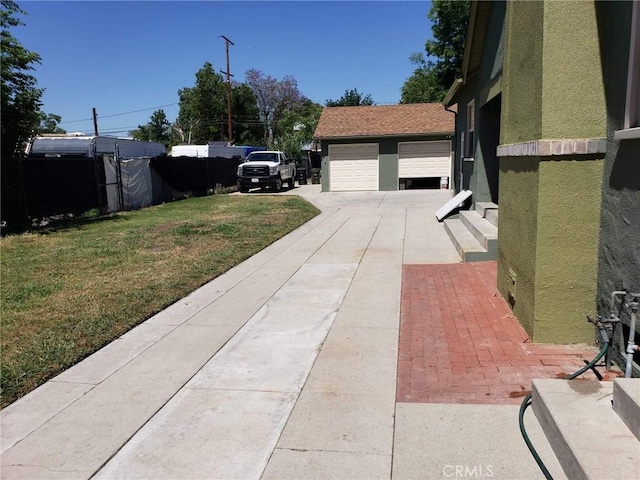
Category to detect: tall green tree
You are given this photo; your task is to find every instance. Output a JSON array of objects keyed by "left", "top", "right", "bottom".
[
  {"left": 175, "top": 62, "right": 227, "bottom": 144},
  {"left": 130, "top": 109, "right": 171, "bottom": 147},
  {"left": 274, "top": 99, "right": 323, "bottom": 157},
  {"left": 401, "top": 0, "right": 469, "bottom": 103},
  {"left": 36, "top": 112, "right": 66, "bottom": 134},
  {"left": 1, "top": 0, "right": 44, "bottom": 227},
  {"left": 325, "top": 88, "right": 374, "bottom": 107},
  {"left": 172, "top": 87, "right": 198, "bottom": 144},
  {"left": 230, "top": 83, "right": 262, "bottom": 146}
]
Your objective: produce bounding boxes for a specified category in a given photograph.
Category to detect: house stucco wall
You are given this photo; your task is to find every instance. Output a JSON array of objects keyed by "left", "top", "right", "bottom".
[
  {"left": 478, "top": 0, "right": 505, "bottom": 106},
  {"left": 594, "top": 0, "right": 640, "bottom": 373},
  {"left": 503, "top": 0, "right": 605, "bottom": 142},
  {"left": 451, "top": 79, "right": 477, "bottom": 193},
  {"left": 541, "top": 1, "right": 607, "bottom": 139},
  {"left": 450, "top": 1, "right": 505, "bottom": 203},
  {"left": 499, "top": 157, "right": 604, "bottom": 343},
  {"left": 471, "top": 1, "right": 504, "bottom": 205},
  {"left": 534, "top": 158, "right": 604, "bottom": 342},
  {"left": 502, "top": 0, "right": 543, "bottom": 144},
  {"left": 497, "top": 157, "right": 539, "bottom": 336},
  {"left": 498, "top": 0, "right": 605, "bottom": 343}
]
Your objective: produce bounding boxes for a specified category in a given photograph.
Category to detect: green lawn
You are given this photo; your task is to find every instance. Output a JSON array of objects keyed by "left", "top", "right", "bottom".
[{"left": 0, "top": 194, "right": 320, "bottom": 408}]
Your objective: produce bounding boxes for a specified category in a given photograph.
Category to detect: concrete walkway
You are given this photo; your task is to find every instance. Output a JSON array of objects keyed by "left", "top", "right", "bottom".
[{"left": 2, "top": 186, "right": 566, "bottom": 479}]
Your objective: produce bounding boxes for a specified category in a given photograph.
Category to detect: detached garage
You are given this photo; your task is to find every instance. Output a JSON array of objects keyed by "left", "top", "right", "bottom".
[{"left": 314, "top": 104, "right": 454, "bottom": 192}]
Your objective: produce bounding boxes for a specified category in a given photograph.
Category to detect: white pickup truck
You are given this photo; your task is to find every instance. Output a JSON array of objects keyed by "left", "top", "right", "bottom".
[{"left": 236, "top": 150, "right": 296, "bottom": 193}]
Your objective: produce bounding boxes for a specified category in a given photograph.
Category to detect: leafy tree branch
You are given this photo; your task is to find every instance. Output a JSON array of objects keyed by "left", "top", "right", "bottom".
[{"left": 401, "top": 0, "right": 469, "bottom": 103}]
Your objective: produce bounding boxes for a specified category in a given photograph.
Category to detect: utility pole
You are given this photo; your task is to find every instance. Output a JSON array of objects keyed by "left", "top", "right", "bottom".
[
  {"left": 219, "top": 35, "right": 234, "bottom": 144},
  {"left": 92, "top": 107, "right": 99, "bottom": 136}
]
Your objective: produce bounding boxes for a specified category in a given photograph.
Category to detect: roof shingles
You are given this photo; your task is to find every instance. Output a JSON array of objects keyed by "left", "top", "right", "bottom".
[{"left": 313, "top": 103, "right": 454, "bottom": 139}]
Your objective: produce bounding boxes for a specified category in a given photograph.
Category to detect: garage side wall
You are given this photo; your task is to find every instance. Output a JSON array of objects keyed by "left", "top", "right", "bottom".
[
  {"left": 378, "top": 138, "right": 398, "bottom": 191},
  {"left": 320, "top": 142, "right": 330, "bottom": 192}
]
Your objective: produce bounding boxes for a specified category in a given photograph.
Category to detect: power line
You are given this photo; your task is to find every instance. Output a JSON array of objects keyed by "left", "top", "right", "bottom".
[
  {"left": 85, "top": 117, "right": 292, "bottom": 134},
  {"left": 56, "top": 97, "right": 399, "bottom": 126},
  {"left": 60, "top": 102, "right": 180, "bottom": 124},
  {"left": 67, "top": 108, "right": 318, "bottom": 136},
  {"left": 83, "top": 121, "right": 265, "bottom": 136},
  {"left": 99, "top": 103, "right": 179, "bottom": 120}
]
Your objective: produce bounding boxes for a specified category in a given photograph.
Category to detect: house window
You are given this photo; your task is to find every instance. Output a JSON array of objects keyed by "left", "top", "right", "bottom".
[
  {"left": 616, "top": 1, "right": 640, "bottom": 139},
  {"left": 466, "top": 100, "right": 475, "bottom": 157}
]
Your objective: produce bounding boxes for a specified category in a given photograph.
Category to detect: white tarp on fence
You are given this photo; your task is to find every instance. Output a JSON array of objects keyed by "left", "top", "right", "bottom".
[
  {"left": 103, "top": 156, "right": 153, "bottom": 212},
  {"left": 121, "top": 158, "right": 153, "bottom": 210}
]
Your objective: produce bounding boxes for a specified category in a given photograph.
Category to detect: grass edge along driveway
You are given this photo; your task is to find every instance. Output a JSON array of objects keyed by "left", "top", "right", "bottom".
[{"left": 1, "top": 194, "right": 320, "bottom": 408}]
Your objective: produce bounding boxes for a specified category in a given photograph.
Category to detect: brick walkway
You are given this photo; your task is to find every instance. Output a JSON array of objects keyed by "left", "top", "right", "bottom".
[{"left": 397, "top": 262, "right": 618, "bottom": 405}]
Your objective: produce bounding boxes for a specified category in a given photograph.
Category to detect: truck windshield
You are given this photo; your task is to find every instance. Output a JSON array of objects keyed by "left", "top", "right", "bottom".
[{"left": 247, "top": 153, "right": 278, "bottom": 162}]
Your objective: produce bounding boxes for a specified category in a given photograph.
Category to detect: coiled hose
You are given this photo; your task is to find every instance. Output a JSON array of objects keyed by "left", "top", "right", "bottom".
[{"left": 518, "top": 331, "right": 610, "bottom": 480}]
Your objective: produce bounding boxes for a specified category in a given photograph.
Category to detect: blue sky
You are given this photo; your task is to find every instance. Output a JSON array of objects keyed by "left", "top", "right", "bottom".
[{"left": 15, "top": 1, "right": 433, "bottom": 136}]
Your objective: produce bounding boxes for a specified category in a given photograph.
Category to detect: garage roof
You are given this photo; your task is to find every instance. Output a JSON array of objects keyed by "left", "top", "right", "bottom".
[{"left": 313, "top": 103, "right": 454, "bottom": 140}]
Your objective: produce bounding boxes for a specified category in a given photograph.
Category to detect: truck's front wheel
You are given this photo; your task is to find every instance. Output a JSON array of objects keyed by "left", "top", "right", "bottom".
[{"left": 274, "top": 177, "right": 282, "bottom": 192}]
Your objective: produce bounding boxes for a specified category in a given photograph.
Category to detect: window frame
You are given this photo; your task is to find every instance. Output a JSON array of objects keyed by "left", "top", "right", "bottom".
[
  {"left": 615, "top": 1, "right": 640, "bottom": 140},
  {"left": 465, "top": 100, "right": 476, "bottom": 157}
]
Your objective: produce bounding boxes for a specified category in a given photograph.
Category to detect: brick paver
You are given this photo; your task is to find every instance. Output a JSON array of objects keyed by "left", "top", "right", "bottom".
[{"left": 397, "top": 262, "right": 619, "bottom": 404}]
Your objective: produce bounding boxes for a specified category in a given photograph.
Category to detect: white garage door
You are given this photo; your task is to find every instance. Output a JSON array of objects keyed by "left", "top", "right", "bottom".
[
  {"left": 329, "top": 143, "right": 379, "bottom": 191},
  {"left": 398, "top": 141, "right": 451, "bottom": 178}
]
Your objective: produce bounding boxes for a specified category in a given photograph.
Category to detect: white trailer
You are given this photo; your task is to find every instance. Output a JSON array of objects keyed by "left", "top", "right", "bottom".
[
  {"left": 169, "top": 144, "right": 210, "bottom": 157},
  {"left": 170, "top": 143, "right": 250, "bottom": 159}
]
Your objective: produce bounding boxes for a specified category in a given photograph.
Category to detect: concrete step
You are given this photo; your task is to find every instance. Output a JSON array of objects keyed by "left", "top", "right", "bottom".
[
  {"left": 475, "top": 201, "right": 498, "bottom": 217},
  {"left": 532, "top": 379, "right": 639, "bottom": 480},
  {"left": 459, "top": 211, "right": 498, "bottom": 254},
  {"left": 475, "top": 202, "right": 498, "bottom": 227},
  {"left": 443, "top": 218, "right": 495, "bottom": 262},
  {"left": 613, "top": 378, "right": 640, "bottom": 441},
  {"left": 485, "top": 208, "right": 498, "bottom": 227}
]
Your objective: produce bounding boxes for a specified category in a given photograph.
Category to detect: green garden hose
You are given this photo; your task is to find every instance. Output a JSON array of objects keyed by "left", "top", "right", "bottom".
[{"left": 518, "top": 340, "right": 610, "bottom": 480}]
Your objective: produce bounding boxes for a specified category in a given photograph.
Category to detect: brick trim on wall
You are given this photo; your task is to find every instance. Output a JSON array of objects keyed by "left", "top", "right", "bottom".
[{"left": 496, "top": 138, "right": 607, "bottom": 157}]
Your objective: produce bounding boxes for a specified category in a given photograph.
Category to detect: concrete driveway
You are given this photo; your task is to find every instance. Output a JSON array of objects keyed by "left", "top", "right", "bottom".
[{"left": 1, "top": 186, "right": 561, "bottom": 479}]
